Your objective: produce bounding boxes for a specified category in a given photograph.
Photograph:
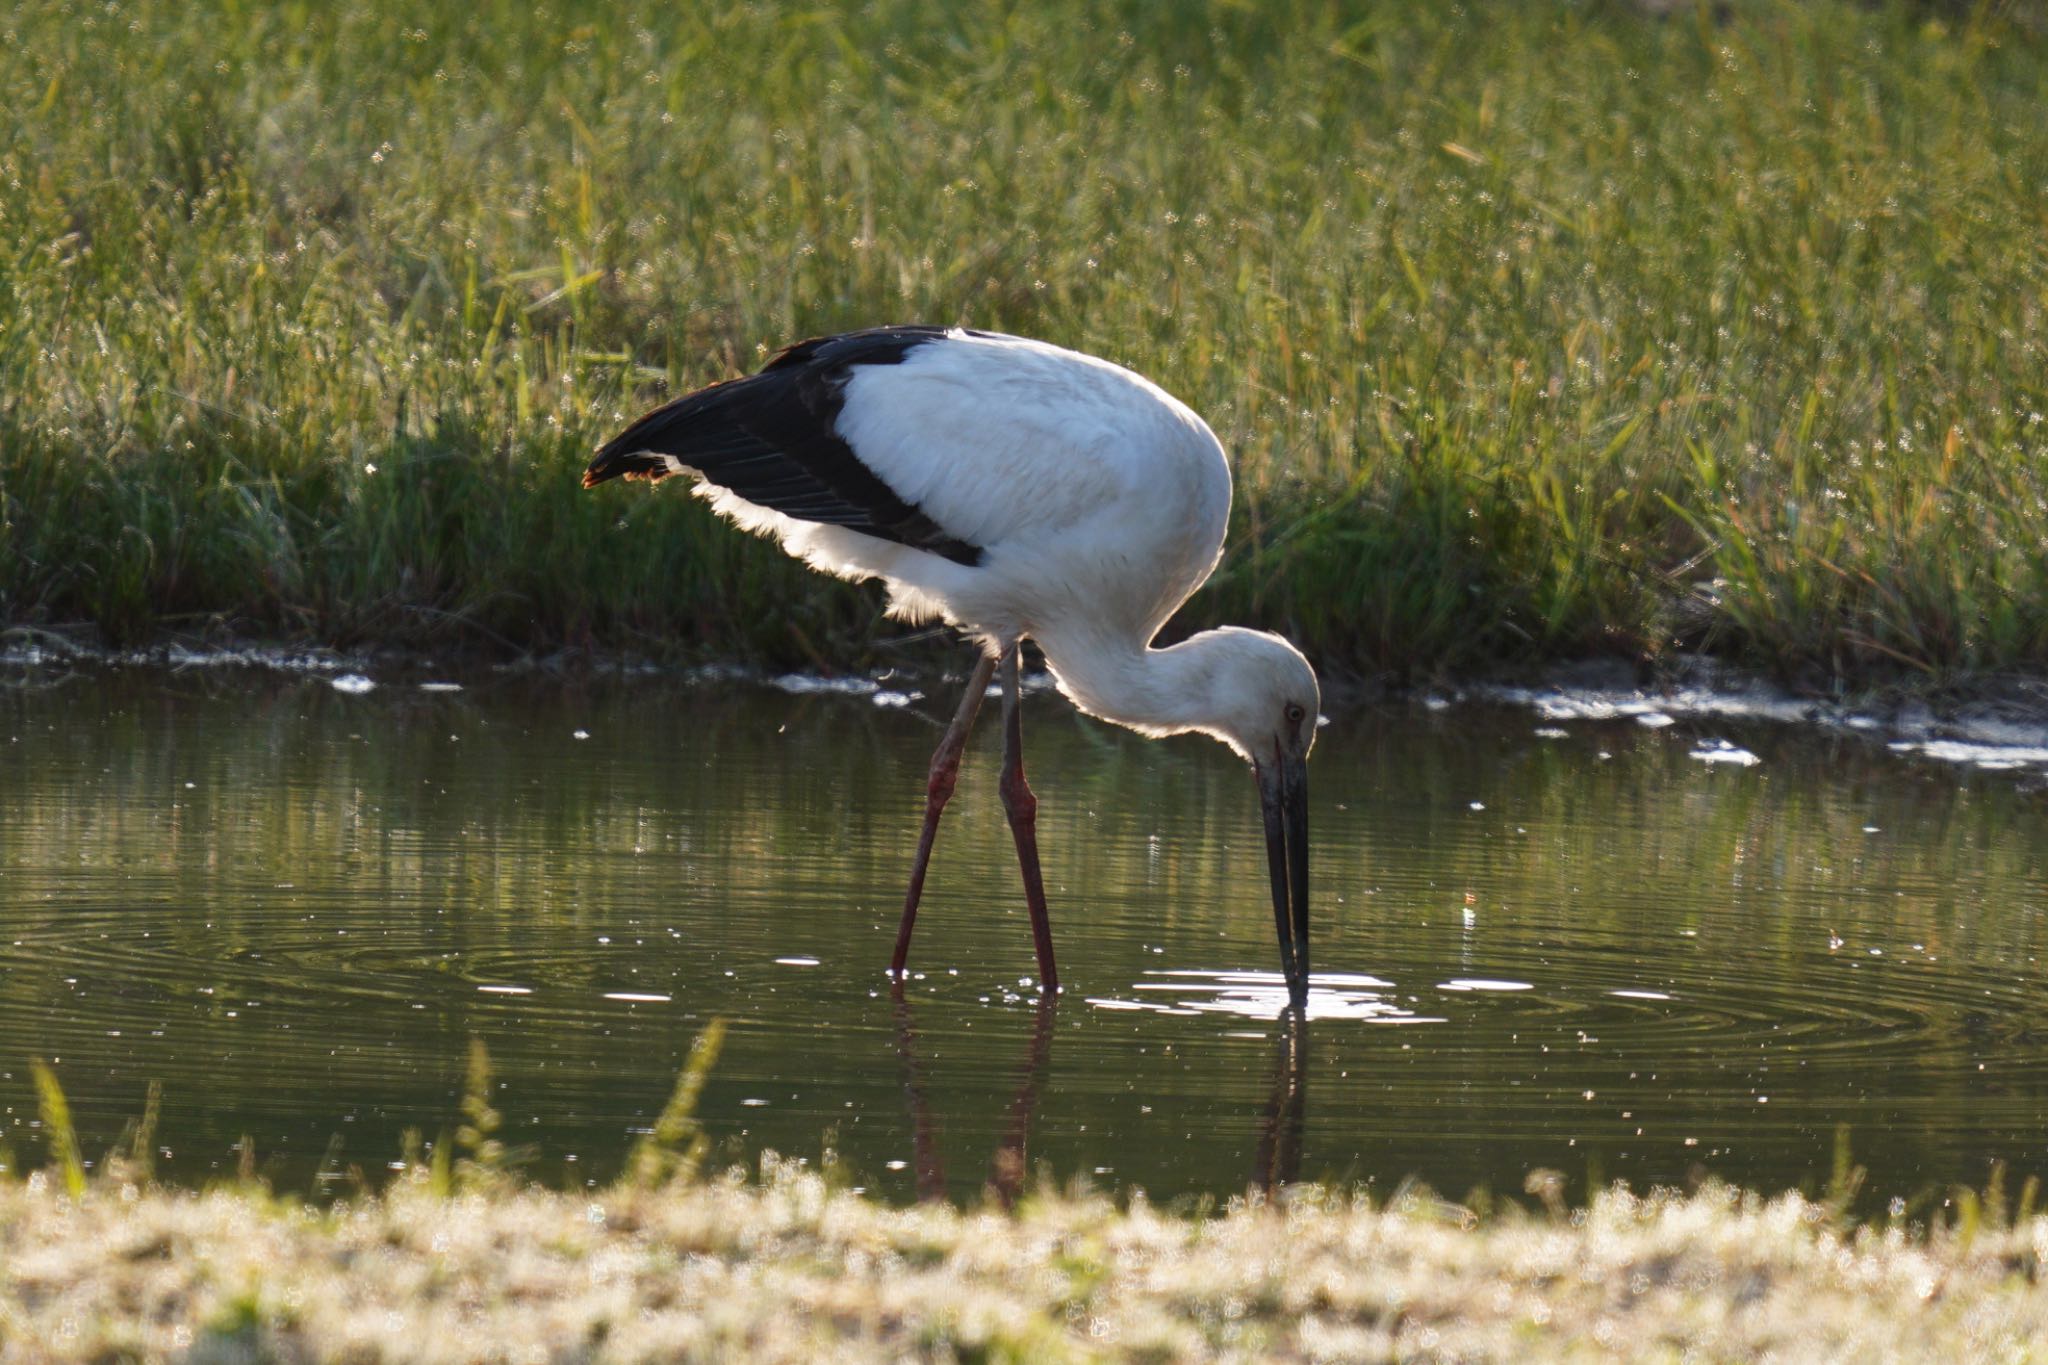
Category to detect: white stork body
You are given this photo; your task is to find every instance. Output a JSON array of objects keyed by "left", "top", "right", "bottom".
[
  {"left": 586, "top": 326, "right": 1317, "bottom": 1001},
  {"left": 837, "top": 336, "right": 1228, "bottom": 644}
]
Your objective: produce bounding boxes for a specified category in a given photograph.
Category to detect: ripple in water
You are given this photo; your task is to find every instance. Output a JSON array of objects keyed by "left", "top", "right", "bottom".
[{"left": 6, "top": 671, "right": 2048, "bottom": 1204}]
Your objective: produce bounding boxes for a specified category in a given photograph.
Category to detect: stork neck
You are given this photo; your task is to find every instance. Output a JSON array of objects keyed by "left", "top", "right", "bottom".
[{"left": 1031, "top": 626, "right": 1232, "bottom": 743}]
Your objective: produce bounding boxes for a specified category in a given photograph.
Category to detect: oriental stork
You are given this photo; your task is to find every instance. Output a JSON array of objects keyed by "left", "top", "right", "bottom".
[{"left": 583, "top": 326, "right": 1318, "bottom": 1003}]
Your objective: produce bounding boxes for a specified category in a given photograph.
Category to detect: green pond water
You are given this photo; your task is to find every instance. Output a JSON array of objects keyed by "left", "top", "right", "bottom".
[{"left": 4, "top": 662, "right": 2048, "bottom": 1207}]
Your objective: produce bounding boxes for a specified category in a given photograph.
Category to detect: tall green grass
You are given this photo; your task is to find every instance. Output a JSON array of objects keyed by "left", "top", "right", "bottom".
[{"left": 1, "top": 0, "right": 2044, "bottom": 684}]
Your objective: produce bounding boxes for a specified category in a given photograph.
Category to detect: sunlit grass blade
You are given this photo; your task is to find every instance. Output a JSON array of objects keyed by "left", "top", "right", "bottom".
[{"left": 30, "top": 1059, "right": 86, "bottom": 1199}]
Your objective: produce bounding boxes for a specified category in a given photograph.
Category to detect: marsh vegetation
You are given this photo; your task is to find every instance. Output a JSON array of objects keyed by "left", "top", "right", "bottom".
[{"left": 3, "top": 1, "right": 2045, "bottom": 683}]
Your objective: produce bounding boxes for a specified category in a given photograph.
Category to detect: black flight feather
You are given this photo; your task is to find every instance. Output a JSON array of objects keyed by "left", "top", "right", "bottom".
[{"left": 582, "top": 325, "right": 984, "bottom": 567}]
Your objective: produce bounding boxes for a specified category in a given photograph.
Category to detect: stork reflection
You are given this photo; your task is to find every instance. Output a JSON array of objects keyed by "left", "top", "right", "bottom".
[
  {"left": 1251, "top": 1005, "right": 1308, "bottom": 1194},
  {"left": 891, "top": 984, "right": 1057, "bottom": 1207},
  {"left": 891, "top": 990, "right": 1307, "bottom": 1201}
]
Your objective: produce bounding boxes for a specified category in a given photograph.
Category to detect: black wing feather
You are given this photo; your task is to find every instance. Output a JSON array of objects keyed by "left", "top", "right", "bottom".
[{"left": 582, "top": 325, "right": 983, "bottom": 567}]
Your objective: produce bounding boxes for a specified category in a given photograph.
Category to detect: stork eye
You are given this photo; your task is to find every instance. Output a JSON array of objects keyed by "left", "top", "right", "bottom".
[{"left": 1284, "top": 703, "right": 1306, "bottom": 726}]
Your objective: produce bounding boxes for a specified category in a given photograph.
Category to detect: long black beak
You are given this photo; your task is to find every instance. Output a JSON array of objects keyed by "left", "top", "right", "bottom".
[{"left": 1256, "top": 750, "right": 1311, "bottom": 1006}]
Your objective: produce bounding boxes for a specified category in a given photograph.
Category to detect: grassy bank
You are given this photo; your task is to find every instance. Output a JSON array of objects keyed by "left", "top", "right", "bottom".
[
  {"left": 7, "top": 1165, "right": 2048, "bottom": 1361},
  {"left": 3, "top": 1, "right": 2046, "bottom": 684}
]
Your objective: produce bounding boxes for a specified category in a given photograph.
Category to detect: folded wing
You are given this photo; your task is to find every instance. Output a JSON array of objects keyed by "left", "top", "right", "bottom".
[{"left": 582, "top": 326, "right": 983, "bottom": 567}]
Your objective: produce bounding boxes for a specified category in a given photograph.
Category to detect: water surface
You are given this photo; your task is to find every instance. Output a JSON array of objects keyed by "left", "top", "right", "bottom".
[{"left": 5, "top": 664, "right": 2048, "bottom": 1206}]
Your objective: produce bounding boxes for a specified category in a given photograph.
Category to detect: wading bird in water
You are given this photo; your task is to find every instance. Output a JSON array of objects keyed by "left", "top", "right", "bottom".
[{"left": 583, "top": 327, "right": 1318, "bottom": 1002}]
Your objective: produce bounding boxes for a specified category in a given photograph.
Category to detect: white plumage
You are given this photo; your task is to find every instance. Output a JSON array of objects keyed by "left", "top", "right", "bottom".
[{"left": 586, "top": 326, "right": 1318, "bottom": 1002}]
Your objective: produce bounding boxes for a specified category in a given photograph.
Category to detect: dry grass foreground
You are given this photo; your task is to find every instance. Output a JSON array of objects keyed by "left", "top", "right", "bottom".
[{"left": 3, "top": 1161, "right": 2045, "bottom": 1363}]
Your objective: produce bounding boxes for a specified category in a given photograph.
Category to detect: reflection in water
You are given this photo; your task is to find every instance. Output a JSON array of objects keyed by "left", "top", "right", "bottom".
[
  {"left": 893, "top": 985, "right": 1056, "bottom": 1207},
  {"left": 891, "top": 987, "right": 947, "bottom": 1204},
  {"left": 1251, "top": 1008, "right": 1308, "bottom": 1194},
  {"left": 988, "top": 999, "right": 1058, "bottom": 1206},
  {"left": 899, "top": 985, "right": 1306, "bottom": 1204}
]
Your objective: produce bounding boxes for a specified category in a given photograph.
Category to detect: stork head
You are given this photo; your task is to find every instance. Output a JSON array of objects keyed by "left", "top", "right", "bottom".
[
  {"left": 1196, "top": 628, "right": 1320, "bottom": 769},
  {"left": 1196, "top": 629, "right": 1318, "bottom": 1008}
]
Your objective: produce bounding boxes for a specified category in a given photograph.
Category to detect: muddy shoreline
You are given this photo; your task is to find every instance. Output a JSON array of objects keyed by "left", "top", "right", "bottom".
[{"left": 11, "top": 629, "right": 2048, "bottom": 785}]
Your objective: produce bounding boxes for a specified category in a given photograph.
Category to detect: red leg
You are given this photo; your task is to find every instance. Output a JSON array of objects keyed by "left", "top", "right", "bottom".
[
  {"left": 998, "top": 645, "right": 1059, "bottom": 992},
  {"left": 892, "top": 651, "right": 998, "bottom": 977}
]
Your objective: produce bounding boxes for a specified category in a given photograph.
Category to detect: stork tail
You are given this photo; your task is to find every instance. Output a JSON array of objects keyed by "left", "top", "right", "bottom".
[{"left": 580, "top": 449, "right": 685, "bottom": 488}]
